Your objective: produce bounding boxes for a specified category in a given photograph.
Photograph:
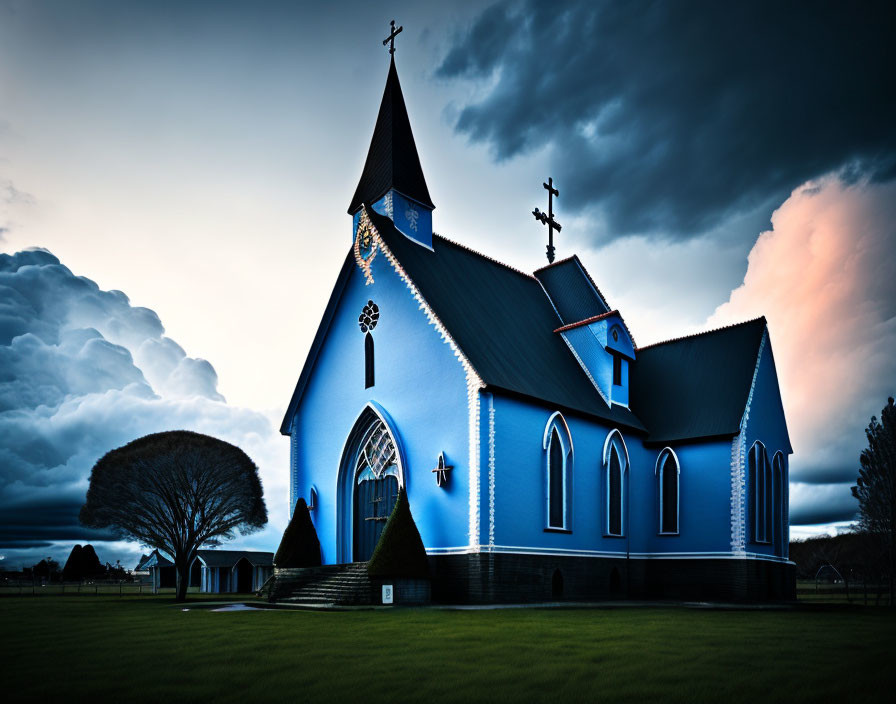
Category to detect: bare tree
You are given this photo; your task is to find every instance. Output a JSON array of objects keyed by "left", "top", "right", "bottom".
[
  {"left": 80, "top": 430, "right": 267, "bottom": 601},
  {"left": 852, "top": 397, "right": 896, "bottom": 605}
]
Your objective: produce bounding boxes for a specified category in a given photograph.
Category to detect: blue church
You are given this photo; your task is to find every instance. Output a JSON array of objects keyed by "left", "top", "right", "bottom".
[{"left": 281, "top": 51, "right": 795, "bottom": 602}]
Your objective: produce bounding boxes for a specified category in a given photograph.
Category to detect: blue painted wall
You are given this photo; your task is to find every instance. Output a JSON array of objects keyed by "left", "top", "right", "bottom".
[
  {"left": 289, "top": 214, "right": 790, "bottom": 568},
  {"left": 482, "top": 393, "right": 735, "bottom": 557},
  {"left": 289, "top": 232, "right": 470, "bottom": 564}
]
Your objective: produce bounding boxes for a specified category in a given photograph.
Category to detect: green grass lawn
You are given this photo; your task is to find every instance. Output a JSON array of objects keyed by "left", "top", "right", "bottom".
[{"left": 1, "top": 597, "right": 893, "bottom": 703}]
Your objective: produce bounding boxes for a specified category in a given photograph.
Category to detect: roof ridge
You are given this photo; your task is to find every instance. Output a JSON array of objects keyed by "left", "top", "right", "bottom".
[
  {"left": 554, "top": 310, "right": 620, "bottom": 333},
  {"left": 432, "top": 232, "right": 537, "bottom": 281},
  {"left": 533, "top": 253, "right": 614, "bottom": 311},
  {"left": 636, "top": 316, "right": 767, "bottom": 352},
  {"left": 532, "top": 255, "right": 577, "bottom": 274}
]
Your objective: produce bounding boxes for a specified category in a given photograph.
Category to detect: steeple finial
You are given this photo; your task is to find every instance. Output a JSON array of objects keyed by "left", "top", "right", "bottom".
[
  {"left": 383, "top": 20, "right": 403, "bottom": 56},
  {"left": 533, "top": 177, "right": 562, "bottom": 264}
]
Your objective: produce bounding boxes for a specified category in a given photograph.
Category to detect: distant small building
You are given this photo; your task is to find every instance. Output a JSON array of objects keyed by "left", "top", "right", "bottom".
[
  {"left": 133, "top": 553, "right": 151, "bottom": 583},
  {"left": 135, "top": 549, "right": 273, "bottom": 593},
  {"left": 139, "top": 550, "right": 175, "bottom": 592},
  {"left": 192, "top": 550, "right": 274, "bottom": 593}
]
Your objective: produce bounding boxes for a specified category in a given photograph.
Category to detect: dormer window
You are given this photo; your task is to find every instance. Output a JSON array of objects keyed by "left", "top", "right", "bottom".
[{"left": 553, "top": 313, "right": 633, "bottom": 408}]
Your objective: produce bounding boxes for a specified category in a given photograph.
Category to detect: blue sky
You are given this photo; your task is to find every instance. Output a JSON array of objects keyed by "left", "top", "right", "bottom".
[{"left": 1, "top": 0, "right": 894, "bottom": 568}]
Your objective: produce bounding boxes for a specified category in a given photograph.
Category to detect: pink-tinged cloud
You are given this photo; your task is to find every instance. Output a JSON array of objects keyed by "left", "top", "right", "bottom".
[{"left": 708, "top": 175, "right": 896, "bottom": 526}]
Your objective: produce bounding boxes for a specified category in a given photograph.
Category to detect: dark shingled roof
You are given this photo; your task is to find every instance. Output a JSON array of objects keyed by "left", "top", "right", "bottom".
[
  {"left": 195, "top": 550, "right": 274, "bottom": 568},
  {"left": 630, "top": 318, "right": 767, "bottom": 444},
  {"left": 366, "top": 208, "right": 644, "bottom": 431},
  {"left": 534, "top": 256, "right": 610, "bottom": 325},
  {"left": 141, "top": 550, "right": 172, "bottom": 568},
  {"left": 281, "top": 212, "right": 775, "bottom": 445},
  {"left": 347, "top": 57, "right": 434, "bottom": 215}
]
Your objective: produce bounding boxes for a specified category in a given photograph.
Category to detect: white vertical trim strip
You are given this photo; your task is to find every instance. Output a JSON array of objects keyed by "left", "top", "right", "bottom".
[
  {"left": 488, "top": 393, "right": 496, "bottom": 548},
  {"left": 365, "top": 207, "right": 486, "bottom": 550},
  {"left": 730, "top": 328, "right": 767, "bottom": 553}
]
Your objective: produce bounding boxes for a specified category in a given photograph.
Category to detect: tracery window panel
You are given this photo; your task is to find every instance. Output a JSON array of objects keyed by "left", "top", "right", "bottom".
[{"left": 355, "top": 420, "right": 396, "bottom": 482}]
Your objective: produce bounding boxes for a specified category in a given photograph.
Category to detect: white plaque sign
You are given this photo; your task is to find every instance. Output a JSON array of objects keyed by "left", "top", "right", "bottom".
[{"left": 382, "top": 584, "right": 394, "bottom": 604}]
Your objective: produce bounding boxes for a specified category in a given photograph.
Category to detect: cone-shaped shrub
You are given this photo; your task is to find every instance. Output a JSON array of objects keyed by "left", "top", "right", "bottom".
[
  {"left": 81, "top": 544, "right": 103, "bottom": 576},
  {"left": 63, "top": 544, "right": 83, "bottom": 581},
  {"left": 274, "top": 498, "right": 322, "bottom": 567},
  {"left": 367, "top": 487, "right": 429, "bottom": 578}
]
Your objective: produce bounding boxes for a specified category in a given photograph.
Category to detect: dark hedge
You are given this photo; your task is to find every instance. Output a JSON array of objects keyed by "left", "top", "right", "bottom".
[
  {"left": 274, "top": 498, "right": 322, "bottom": 568},
  {"left": 63, "top": 543, "right": 104, "bottom": 581},
  {"left": 367, "top": 487, "right": 429, "bottom": 579},
  {"left": 62, "top": 544, "right": 83, "bottom": 581}
]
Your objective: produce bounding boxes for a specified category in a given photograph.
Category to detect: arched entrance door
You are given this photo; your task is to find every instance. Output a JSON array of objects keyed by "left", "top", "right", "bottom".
[{"left": 352, "top": 419, "right": 400, "bottom": 561}]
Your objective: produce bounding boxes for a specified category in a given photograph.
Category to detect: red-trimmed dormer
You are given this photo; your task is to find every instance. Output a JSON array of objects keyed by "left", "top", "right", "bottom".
[{"left": 554, "top": 310, "right": 635, "bottom": 407}]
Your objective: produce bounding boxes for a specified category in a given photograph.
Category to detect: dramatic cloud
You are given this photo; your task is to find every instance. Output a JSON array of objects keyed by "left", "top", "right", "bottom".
[
  {"left": 0, "top": 249, "right": 288, "bottom": 568},
  {"left": 708, "top": 176, "right": 896, "bottom": 525},
  {"left": 437, "top": 0, "right": 896, "bottom": 242}
]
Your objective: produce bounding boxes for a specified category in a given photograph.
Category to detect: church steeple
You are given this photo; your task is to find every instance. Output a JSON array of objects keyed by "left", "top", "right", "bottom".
[{"left": 347, "top": 56, "right": 435, "bottom": 218}]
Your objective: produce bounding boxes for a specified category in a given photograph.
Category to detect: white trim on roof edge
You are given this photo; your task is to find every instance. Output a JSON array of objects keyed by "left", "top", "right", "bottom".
[
  {"left": 558, "top": 332, "right": 612, "bottom": 407},
  {"left": 487, "top": 392, "right": 496, "bottom": 549},
  {"left": 366, "top": 206, "right": 486, "bottom": 550}
]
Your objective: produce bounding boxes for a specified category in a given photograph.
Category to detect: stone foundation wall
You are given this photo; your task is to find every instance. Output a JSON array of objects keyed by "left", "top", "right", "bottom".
[{"left": 429, "top": 553, "right": 795, "bottom": 604}]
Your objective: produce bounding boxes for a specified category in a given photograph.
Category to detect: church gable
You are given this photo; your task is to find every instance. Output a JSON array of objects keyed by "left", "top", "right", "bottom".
[
  {"left": 284, "top": 221, "right": 477, "bottom": 559},
  {"left": 740, "top": 329, "right": 792, "bottom": 456},
  {"left": 281, "top": 212, "right": 474, "bottom": 437}
]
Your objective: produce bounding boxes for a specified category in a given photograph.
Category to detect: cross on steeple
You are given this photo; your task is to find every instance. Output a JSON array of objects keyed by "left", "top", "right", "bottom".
[
  {"left": 383, "top": 20, "right": 403, "bottom": 56},
  {"left": 533, "top": 177, "right": 562, "bottom": 263}
]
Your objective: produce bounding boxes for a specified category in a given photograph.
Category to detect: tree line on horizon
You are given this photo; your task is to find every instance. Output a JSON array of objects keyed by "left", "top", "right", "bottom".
[
  {"left": 8, "top": 543, "right": 129, "bottom": 583},
  {"left": 795, "top": 396, "right": 896, "bottom": 605}
]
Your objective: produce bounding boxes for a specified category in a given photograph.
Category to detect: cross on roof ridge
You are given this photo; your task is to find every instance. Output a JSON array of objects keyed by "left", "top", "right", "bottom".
[
  {"left": 532, "top": 176, "right": 562, "bottom": 263},
  {"left": 383, "top": 20, "right": 403, "bottom": 55}
]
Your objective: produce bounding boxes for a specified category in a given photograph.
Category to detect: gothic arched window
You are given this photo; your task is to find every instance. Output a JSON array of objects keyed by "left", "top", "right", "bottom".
[
  {"left": 604, "top": 430, "right": 628, "bottom": 537},
  {"left": 364, "top": 332, "right": 374, "bottom": 388},
  {"left": 657, "top": 448, "right": 680, "bottom": 535},
  {"left": 543, "top": 412, "right": 572, "bottom": 530},
  {"left": 749, "top": 441, "right": 770, "bottom": 543},
  {"left": 773, "top": 452, "right": 786, "bottom": 556},
  {"left": 765, "top": 445, "right": 774, "bottom": 545},
  {"left": 359, "top": 300, "right": 379, "bottom": 389}
]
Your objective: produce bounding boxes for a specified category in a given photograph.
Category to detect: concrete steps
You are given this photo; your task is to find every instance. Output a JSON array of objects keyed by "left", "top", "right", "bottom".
[{"left": 261, "top": 563, "right": 374, "bottom": 605}]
